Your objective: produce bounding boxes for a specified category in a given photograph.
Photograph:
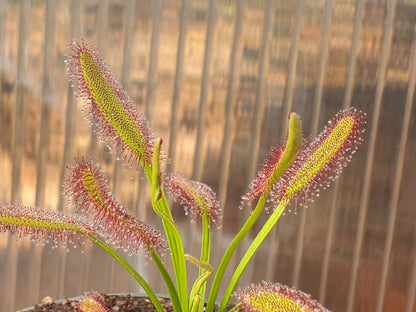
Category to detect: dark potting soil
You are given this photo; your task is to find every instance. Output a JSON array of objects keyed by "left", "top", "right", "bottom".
[{"left": 24, "top": 294, "right": 234, "bottom": 312}]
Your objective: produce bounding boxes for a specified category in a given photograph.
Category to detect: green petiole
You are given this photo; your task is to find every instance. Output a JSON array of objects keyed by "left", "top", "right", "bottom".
[
  {"left": 217, "top": 199, "right": 288, "bottom": 312},
  {"left": 87, "top": 234, "right": 165, "bottom": 312},
  {"left": 205, "top": 195, "right": 266, "bottom": 312},
  {"left": 206, "top": 113, "right": 301, "bottom": 312},
  {"left": 150, "top": 138, "right": 189, "bottom": 312}
]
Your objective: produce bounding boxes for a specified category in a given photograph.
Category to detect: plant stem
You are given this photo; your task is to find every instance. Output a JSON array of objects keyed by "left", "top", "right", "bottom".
[
  {"left": 156, "top": 194, "right": 189, "bottom": 312},
  {"left": 87, "top": 234, "right": 165, "bottom": 312},
  {"left": 205, "top": 196, "right": 266, "bottom": 312},
  {"left": 197, "top": 214, "right": 211, "bottom": 312},
  {"left": 190, "top": 295, "right": 200, "bottom": 312},
  {"left": 151, "top": 138, "right": 189, "bottom": 312},
  {"left": 227, "top": 303, "right": 242, "bottom": 312},
  {"left": 186, "top": 254, "right": 213, "bottom": 304},
  {"left": 217, "top": 199, "right": 288, "bottom": 312},
  {"left": 150, "top": 249, "right": 182, "bottom": 312},
  {"left": 207, "top": 113, "right": 301, "bottom": 311}
]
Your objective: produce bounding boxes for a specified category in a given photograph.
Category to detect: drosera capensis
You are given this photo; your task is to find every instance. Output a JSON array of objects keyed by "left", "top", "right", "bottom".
[{"left": 0, "top": 40, "right": 366, "bottom": 312}]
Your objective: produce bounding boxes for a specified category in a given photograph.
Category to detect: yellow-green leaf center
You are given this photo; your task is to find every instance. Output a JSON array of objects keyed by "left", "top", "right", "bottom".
[{"left": 80, "top": 51, "right": 149, "bottom": 164}]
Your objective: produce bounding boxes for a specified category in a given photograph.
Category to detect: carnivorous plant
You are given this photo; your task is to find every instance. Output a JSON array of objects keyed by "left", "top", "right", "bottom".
[{"left": 0, "top": 41, "right": 366, "bottom": 312}]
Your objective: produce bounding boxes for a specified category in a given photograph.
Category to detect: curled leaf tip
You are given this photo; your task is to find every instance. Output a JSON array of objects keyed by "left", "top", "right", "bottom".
[
  {"left": 166, "top": 173, "right": 221, "bottom": 226},
  {"left": 234, "top": 281, "right": 331, "bottom": 312},
  {"left": 0, "top": 204, "right": 94, "bottom": 249},
  {"left": 271, "top": 107, "right": 366, "bottom": 208},
  {"left": 241, "top": 111, "right": 302, "bottom": 208},
  {"left": 65, "top": 40, "right": 157, "bottom": 171},
  {"left": 64, "top": 158, "right": 167, "bottom": 256}
]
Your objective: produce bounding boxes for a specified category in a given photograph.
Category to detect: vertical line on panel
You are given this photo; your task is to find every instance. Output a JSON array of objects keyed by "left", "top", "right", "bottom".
[
  {"left": 310, "top": 0, "right": 333, "bottom": 135},
  {"left": 192, "top": 0, "right": 216, "bottom": 181},
  {"left": 96, "top": 0, "right": 109, "bottom": 48},
  {"left": 189, "top": 0, "right": 216, "bottom": 289},
  {"left": 111, "top": 0, "right": 136, "bottom": 180},
  {"left": 57, "top": 0, "right": 81, "bottom": 299},
  {"left": 137, "top": 0, "right": 163, "bottom": 221},
  {"left": 145, "top": 0, "right": 163, "bottom": 122},
  {"left": 292, "top": 0, "right": 333, "bottom": 288},
  {"left": 319, "top": 0, "right": 365, "bottom": 304},
  {"left": 0, "top": 0, "right": 7, "bottom": 115},
  {"left": 406, "top": 251, "right": 416, "bottom": 312},
  {"left": 211, "top": 0, "right": 244, "bottom": 280},
  {"left": 91, "top": 0, "right": 108, "bottom": 158},
  {"left": 375, "top": 28, "right": 416, "bottom": 312},
  {"left": 319, "top": 181, "right": 340, "bottom": 303},
  {"left": 88, "top": 0, "right": 116, "bottom": 292},
  {"left": 136, "top": 0, "right": 163, "bottom": 291},
  {"left": 29, "top": 0, "right": 55, "bottom": 305},
  {"left": 9, "top": 0, "right": 30, "bottom": 232},
  {"left": 137, "top": 0, "right": 163, "bottom": 220},
  {"left": 119, "top": 0, "right": 137, "bottom": 292},
  {"left": 121, "top": 0, "right": 136, "bottom": 88},
  {"left": 168, "top": 0, "right": 189, "bottom": 175},
  {"left": 0, "top": 0, "right": 7, "bottom": 306},
  {"left": 343, "top": 0, "right": 366, "bottom": 110},
  {"left": 35, "top": 0, "right": 55, "bottom": 232},
  {"left": 166, "top": 0, "right": 192, "bottom": 289},
  {"left": 241, "top": 0, "right": 273, "bottom": 288},
  {"left": 280, "top": 0, "right": 302, "bottom": 137},
  {"left": 118, "top": 0, "right": 150, "bottom": 293},
  {"left": 246, "top": 0, "right": 274, "bottom": 183},
  {"left": 4, "top": 1, "right": 31, "bottom": 311},
  {"left": 266, "top": 0, "right": 303, "bottom": 282},
  {"left": 114, "top": 0, "right": 136, "bottom": 204},
  {"left": 346, "top": 1, "right": 396, "bottom": 311},
  {"left": 218, "top": 0, "right": 244, "bottom": 209},
  {"left": 89, "top": 0, "right": 109, "bottom": 157}
]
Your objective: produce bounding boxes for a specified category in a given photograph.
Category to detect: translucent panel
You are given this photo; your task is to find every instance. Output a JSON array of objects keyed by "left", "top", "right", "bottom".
[{"left": 0, "top": 0, "right": 415, "bottom": 311}]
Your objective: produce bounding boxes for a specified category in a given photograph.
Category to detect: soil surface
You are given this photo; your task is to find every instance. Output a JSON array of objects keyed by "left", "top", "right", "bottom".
[{"left": 23, "top": 294, "right": 234, "bottom": 312}]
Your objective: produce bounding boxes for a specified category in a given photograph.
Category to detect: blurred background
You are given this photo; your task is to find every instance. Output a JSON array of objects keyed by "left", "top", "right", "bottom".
[{"left": 0, "top": 0, "right": 415, "bottom": 311}]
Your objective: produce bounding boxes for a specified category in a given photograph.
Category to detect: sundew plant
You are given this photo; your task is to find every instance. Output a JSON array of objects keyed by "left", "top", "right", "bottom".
[{"left": 0, "top": 41, "right": 366, "bottom": 312}]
